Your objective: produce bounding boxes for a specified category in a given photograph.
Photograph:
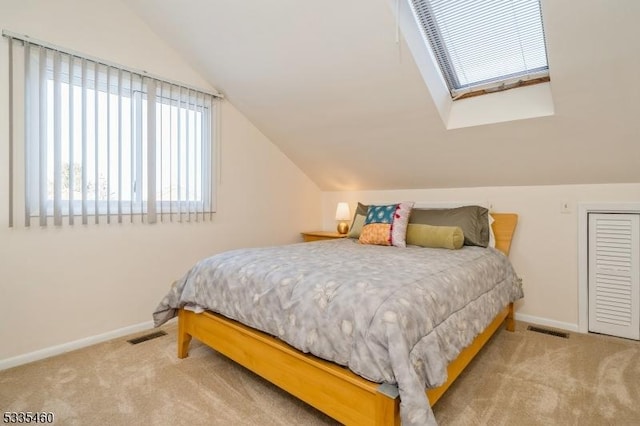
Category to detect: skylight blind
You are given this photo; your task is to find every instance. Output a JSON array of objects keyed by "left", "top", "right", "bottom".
[
  {"left": 5, "top": 32, "right": 220, "bottom": 227},
  {"left": 410, "top": 0, "right": 549, "bottom": 97}
]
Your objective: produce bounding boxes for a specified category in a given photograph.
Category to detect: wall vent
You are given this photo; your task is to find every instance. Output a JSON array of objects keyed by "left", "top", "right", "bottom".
[
  {"left": 527, "top": 326, "right": 569, "bottom": 339},
  {"left": 127, "top": 330, "right": 167, "bottom": 345}
]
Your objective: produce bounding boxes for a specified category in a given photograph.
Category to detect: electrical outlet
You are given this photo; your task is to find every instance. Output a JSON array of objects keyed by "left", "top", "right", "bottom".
[{"left": 561, "top": 201, "right": 571, "bottom": 214}]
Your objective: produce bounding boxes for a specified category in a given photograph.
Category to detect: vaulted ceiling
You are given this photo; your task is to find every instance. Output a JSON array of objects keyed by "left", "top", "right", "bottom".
[{"left": 126, "top": 0, "right": 640, "bottom": 191}]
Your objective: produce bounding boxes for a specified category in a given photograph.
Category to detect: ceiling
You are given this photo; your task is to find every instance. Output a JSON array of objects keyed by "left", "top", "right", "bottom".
[{"left": 126, "top": 0, "right": 640, "bottom": 191}]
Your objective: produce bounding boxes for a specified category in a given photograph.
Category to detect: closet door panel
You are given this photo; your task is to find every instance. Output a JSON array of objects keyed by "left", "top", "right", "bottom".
[{"left": 588, "top": 213, "right": 639, "bottom": 340}]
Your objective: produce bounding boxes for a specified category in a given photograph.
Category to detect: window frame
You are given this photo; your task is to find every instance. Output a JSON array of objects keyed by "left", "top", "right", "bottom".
[
  {"left": 5, "top": 31, "right": 221, "bottom": 227},
  {"left": 409, "top": 0, "right": 550, "bottom": 99},
  {"left": 30, "top": 88, "right": 213, "bottom": 217}
]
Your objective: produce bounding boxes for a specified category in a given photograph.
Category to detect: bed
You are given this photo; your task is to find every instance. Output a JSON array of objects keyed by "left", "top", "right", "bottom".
[{"left": 153, "top": 210, "right": 521, "bottom": 425}]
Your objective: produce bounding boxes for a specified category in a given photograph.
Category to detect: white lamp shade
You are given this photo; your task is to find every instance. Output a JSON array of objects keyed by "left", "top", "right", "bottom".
[{"left": 335, "top": 202, "right": 351, "bottom": 221}]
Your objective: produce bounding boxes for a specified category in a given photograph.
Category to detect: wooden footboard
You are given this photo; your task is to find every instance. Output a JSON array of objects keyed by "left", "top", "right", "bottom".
[
  {"left": 178, "top": 308, "right": 400, "bottom": 425},
  {"left": 178, "top": 302, "right": 514, "bottom": 425}
]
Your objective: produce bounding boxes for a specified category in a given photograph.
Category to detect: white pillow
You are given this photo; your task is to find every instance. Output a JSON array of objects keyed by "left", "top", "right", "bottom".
[
  {"left": 488, "top": 214, "right": 496, "bottom": 248},
  {"left": 391, "top": 201, "right": 414, "bottom": 248}
]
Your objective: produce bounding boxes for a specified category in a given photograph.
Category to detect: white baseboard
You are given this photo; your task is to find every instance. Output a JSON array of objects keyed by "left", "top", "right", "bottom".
[
  {"left": 0, "top": 313, "right": 580, "bottom": 371},
  {"left": 0, "top": 320, "right": 154, "bottom": 371},
  {"left": 515, "top": 312, "right": 580, "bottom": 333}
]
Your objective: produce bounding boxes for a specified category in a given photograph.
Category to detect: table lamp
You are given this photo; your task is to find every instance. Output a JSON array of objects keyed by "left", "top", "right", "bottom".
[{"left": 335, "top": 202, "right": 351, "bottom": 234}]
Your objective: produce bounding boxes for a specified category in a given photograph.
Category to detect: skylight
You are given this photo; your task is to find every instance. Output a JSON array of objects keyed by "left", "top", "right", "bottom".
[{"left": 409, "top": 0, "right": 549, "bottom": 99}]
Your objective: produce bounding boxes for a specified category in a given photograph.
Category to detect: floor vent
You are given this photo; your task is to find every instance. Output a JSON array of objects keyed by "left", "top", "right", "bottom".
[
  {"left": 127, "top": 330, "right": 167, "bottom": 345},
  {"left": 527, "top": 326, "right": 569, "bottom": 339}
]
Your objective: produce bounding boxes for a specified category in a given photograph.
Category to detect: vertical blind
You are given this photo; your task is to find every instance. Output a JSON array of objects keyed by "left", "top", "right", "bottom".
[
  {"left": 409, "top": 0, "right": 549, "bottom": 97},
  {"left": 5, "top": 32, "right": 221, "bottom": 227}
]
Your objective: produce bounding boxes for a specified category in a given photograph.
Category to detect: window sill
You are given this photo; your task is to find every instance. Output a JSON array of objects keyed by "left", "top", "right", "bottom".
[{"left": 446, "top": 82, "right": 555, "bottom": 129}]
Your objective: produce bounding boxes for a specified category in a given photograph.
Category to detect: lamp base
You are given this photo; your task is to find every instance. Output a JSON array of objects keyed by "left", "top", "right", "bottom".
[{"left": 337, "top": 222, "right": 349, "bottom": 234}]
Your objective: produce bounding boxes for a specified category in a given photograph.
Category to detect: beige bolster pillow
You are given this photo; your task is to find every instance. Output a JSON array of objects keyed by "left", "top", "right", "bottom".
[{"left": 405, "top": 224, "right": 464, "bottom": 250}]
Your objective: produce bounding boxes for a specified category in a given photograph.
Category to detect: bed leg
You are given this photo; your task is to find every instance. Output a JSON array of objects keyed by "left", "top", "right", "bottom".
[
  {"left": 177, "top": 309, "right": 193, "bottom": 359},
  {"left": 506, "top": 302, "right": 516, "bottom": 332}
]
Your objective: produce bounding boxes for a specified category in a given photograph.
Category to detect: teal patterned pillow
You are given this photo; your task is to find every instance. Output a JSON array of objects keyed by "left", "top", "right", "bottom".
[{"left": 365, "top": 205, "right": 397, "bottom": 225}]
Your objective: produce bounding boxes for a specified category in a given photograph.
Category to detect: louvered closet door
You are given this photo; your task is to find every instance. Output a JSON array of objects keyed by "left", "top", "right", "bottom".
[{"left": 588, "top": 213, "right": 639, "bottom": 340}]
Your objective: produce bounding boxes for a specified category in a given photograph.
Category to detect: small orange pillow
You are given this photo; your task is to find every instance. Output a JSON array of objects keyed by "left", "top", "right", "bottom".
[{"left": 359, "top": 223, "right": 392, "bottom": 246}]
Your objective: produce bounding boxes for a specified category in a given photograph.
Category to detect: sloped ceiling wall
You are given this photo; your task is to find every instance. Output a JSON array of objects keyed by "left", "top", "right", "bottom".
[{"left": 126, "top": 0, "right": 640, "bottom": 191}]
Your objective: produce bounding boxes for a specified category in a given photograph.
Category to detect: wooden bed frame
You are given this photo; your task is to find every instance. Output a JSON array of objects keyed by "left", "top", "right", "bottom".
[{"left": 177, "top": 213, "right": 518, "bottom": 425}]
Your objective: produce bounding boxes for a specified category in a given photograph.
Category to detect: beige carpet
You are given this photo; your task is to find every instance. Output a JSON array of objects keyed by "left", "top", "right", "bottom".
[
  {"left": 1, "top": 321, "right": 639, "bottom": 425},
  {"left": 433, "top": 323, "right": 640, "bottom": 426}
]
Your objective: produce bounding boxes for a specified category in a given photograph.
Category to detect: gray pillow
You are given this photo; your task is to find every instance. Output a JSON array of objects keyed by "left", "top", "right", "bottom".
[
  {"left": 347, "top": 214, "right": 366, "bottom": 239},
  {"left": 408, "top": 205, "right": 489, "bottom": 247},
  {"left": 348, "top": 202, "right": 369, "bottom": 238}
]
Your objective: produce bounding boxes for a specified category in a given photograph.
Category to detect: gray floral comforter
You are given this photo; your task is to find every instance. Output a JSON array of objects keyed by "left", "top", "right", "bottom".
[{"left": 153, "top": 239, "right": 523, "bottom": 425}]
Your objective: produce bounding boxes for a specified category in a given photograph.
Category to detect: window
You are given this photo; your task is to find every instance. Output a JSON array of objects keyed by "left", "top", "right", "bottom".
[
  {"left": 409, "top": 0, "right": 549, "bottom": 99},
  {"left": 6, "top": 33, "right": 220, "bottom": 226}
]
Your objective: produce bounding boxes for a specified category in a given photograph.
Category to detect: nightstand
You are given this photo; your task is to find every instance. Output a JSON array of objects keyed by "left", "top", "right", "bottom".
[{"left": 300, "top": 231, "right": 348, "bottom": 242}]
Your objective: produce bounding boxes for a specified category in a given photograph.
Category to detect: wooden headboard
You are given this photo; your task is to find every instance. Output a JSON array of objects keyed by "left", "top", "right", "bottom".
[{"left": 491, "top": 213, "right": 518, "bottom": 256}]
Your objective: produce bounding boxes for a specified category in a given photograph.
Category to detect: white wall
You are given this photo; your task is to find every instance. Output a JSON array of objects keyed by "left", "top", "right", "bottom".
[
  {"left": 322, "top": 183, "right": 640, "bottom": 331},
  {"left": 0, "top": 0, "right": 322, "bottom": 364}
]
